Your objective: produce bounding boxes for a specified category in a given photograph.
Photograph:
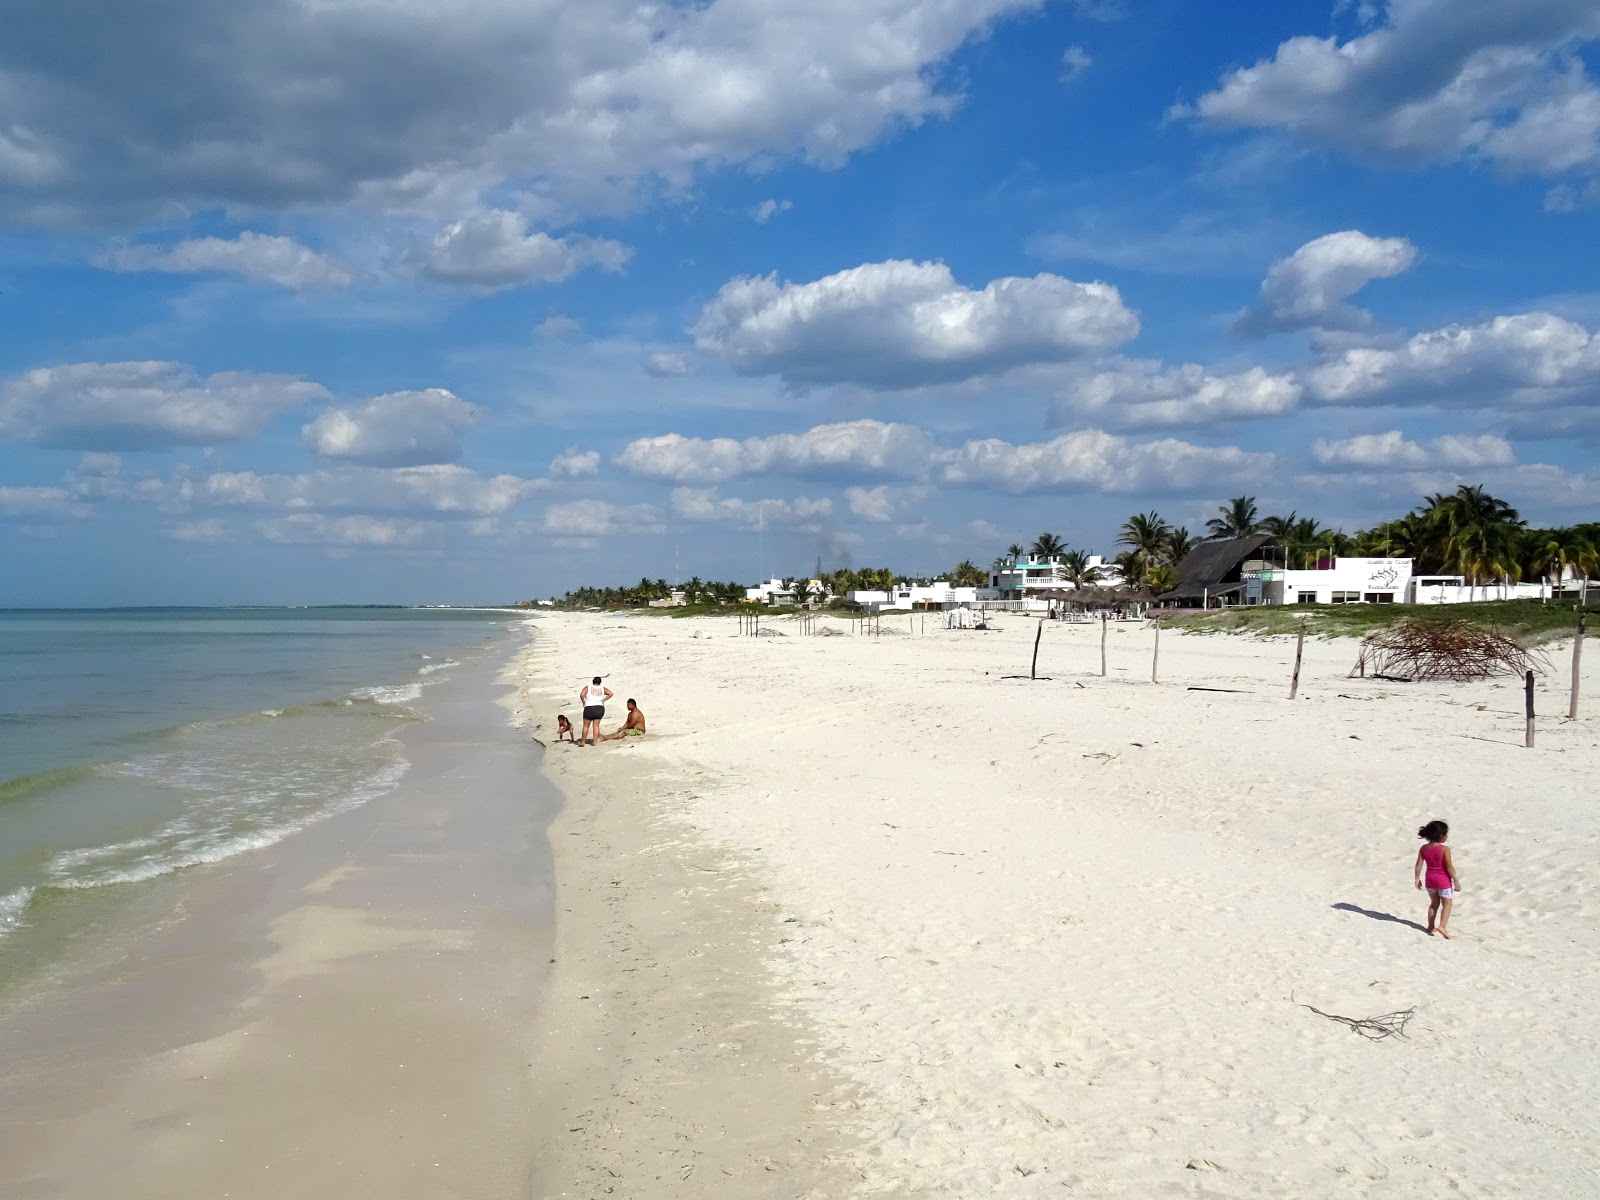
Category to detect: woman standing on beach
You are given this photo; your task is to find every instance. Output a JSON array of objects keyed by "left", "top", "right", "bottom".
[
  {"left": 1414, "top": 820, "right": 1460, "bottom": 939},
  {"left": 579, "top": 676, "right": 612, "bottom": 748}
]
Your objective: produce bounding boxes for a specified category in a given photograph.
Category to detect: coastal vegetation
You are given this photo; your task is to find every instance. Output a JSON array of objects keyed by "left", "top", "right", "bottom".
[{"left": 550, "top": 485, "right": 1597, "bottom": 615}]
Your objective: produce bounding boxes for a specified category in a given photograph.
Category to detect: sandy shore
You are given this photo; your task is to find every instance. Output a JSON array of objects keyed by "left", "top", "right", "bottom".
[
  {"left": 0, "top": 646, "right": 554, "bottom": 1199},
  {"left": 522, "top": 609, "right": 1598, "bottom": 1197}
]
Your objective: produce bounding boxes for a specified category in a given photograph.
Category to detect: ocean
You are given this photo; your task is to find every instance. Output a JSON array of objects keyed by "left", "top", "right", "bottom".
[{"left": 0, "top": 607, "right": 529, "bottom": 986}]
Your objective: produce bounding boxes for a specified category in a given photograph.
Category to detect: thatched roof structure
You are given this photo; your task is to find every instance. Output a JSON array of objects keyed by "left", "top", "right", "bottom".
[{"left": 1161, "top": 534, "right": 1274, "bottom": 602}]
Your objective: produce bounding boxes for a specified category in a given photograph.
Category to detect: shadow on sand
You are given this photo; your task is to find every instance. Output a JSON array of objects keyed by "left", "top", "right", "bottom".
[{"left": 1332, "top": 902, "right": 1429, "bottom": 935}]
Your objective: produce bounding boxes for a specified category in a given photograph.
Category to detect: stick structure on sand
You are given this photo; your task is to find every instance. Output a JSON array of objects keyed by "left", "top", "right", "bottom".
[
  {"left": 1100, "top": 613, "right": 1107, "bottom": 677},
  {"left": 1349, "top": 619, "right": 1546, "bottom": 682},
  {"left": 1151, "top": 618, "right": 1161, "bottom": 684},
  {"left": 1298, "top": 999, "right": 1415, "bottom": 1041},
  {"left": 1031, "top": 620, "right": 1042, "bottom": 680}
]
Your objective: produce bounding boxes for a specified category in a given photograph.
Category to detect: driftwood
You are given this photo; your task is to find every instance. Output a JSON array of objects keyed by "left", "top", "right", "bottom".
[
  {"left": 1350, "top": 619, "right": 1547, "bottom": 682},
  {"left": 1298, "top": 998, "right": 1415, "bottom": 1041}
]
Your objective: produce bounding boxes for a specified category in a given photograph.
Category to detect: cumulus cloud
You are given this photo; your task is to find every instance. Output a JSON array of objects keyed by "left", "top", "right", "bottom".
[
  {"left": 257, "top": 514, "right": 430, "bottom": 547},
  {"left": 624, "top": 418, "right": 1271, "bottom": 496},
  {"left": 414, "top": 210, "right": 630, "bottom": 289},
  {"left": 1052, "top": 361, "right": 1302, "bottom": 429},
  {"left": 1305, "top": 311, "right": 1600, "bottom": 406},
  {"left": 96, "top": 232, "right": 353, "bottom": 289},
  {"left": 0, "top": 362, "right": 327, "bottom": 450},
  {"left": 0, "top": 0, "right": 1042, "bottom": 225},
  {"left": 1311, "top": 431, "right": 1518, "bottom": 469},
  {"left": 692, "top": 259, "right": 1138, "bottom": 388},
  {"left": 1234, "top": 231, "right": 1418, "bottom": 336},
  {"left": 617, "top": 420, "right": 940, "bottom": 485},
  {"left": 1060, "top": 46, "right": 1093, "bottom": 82},
  {"left": 1183, "top": 2, "right": 1600, "bottom": 179},
  {"left": 302, "top": 389, "right": 476, "bottom": 467},
  {"left": 0, "top": 485, "right": 88, "bottom": 519},
  {"left": 198, "top": 464, "right": 537, "bottom": 519},
  {"left": 751, "top": 199, "right": 792, "bottom": 223},
  {"left": 535, "top": 315, "right": 583, "bottom": 339},
  {"left": 671, "top": 488, "right": 833, "bottom": 529},
  {"left": 540, "top": 499, "right": 663, "bottom": 537},
  {"left": 643, "top": 352, "right": 693, "bottom": 378},
  {"left": 548, "top": 448, "right": 601, "bottom": 479},
  {"left": 164, "top": 518, "right": 233, "bottom": 544}
]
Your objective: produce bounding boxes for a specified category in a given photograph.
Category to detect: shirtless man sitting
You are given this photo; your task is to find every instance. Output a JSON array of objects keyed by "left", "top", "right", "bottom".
[{"left": 600, "top": 699, "right": 646, "bottom": 740}]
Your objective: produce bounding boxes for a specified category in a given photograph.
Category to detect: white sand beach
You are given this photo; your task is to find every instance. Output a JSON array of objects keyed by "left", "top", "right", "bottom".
[{"left": 523, "top": 609, "right": 1599, "bottom": 1197}]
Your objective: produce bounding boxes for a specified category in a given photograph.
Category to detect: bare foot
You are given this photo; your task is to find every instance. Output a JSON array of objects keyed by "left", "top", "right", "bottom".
[
  {"left": 1425, "top": 926, "right": 1435, "bottom": 936},
  {"left": 1438, "top": 928, "right": 1451, "bottom": 940}
]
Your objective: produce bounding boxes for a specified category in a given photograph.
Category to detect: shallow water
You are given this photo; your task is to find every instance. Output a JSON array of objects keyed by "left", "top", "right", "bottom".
[{"left": 0, "top": 607, "right": 525, "bottom": 984}]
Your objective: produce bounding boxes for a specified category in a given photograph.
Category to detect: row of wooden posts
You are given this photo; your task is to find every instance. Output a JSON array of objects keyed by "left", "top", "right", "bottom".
[{"left": 1028, "top": 609, "right": 1589, "bottom": 750}]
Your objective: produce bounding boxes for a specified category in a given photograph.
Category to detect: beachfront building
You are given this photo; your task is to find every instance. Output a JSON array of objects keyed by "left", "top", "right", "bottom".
[
  {"left": 1408, "top": 575, "right": 1566, "bottom": 604},
  {"left": 1254, "top": 557, "right": 1414, "bottom": 605},
  {"left": 1161, "top": 535, "right": 1277, "bottom": 607},
  {"left": 846, "top": 581, "right": 1001, "bottom": 612},
  {"left": 989, "top": 555, "right": 1118, "bottom": 603}
]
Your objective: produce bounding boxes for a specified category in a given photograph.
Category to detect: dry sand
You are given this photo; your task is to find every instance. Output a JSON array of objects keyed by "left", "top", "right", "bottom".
[{"left": 522, "top": 609, "right": 1599, "bottom": 1198}]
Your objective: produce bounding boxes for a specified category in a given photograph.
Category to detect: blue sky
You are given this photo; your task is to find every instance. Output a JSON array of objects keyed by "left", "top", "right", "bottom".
[{"left": 2, "top": 0, "right": 1598, "bottom": 605}]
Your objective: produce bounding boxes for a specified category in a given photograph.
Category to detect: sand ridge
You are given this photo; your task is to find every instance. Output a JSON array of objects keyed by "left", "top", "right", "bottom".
[{"left": 521, "top": 609, "right": 1598, "bottom": 1197}]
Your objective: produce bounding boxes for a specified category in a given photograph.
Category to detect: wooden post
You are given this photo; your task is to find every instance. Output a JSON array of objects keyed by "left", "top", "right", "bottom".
[
  {"left": 1525, "top": 670, "right": 1536, "bottom": 748},
  {"left": 1571, "top": 611, "right": 1586, "bottom": 719},
  {"left": 1031, "top": 619, "right": 1043, "bottom": 680},
  {"left": 1100, "top": 612, "right": 1108, "bottom": 677},
  {"left": 1151, "top": 618, "right": 1161, "bottom": 683},
  {"left": 1289, "top": 622, "right": 1306, "bottom": 700}
]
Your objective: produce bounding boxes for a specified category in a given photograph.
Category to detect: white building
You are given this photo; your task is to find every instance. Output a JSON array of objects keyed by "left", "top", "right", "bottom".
[
  {"left": 1409, "top": 576, "right": 1560, "bottom": 604},
  {"left": 846, "top": 581, "right": 1001, "bottom": 612},
  {"left": 990, "top": 555, "right": 1119, "bottom": 603},
  {"left": 1254, "top": 557, "right": 1413, "bottom": 605}
]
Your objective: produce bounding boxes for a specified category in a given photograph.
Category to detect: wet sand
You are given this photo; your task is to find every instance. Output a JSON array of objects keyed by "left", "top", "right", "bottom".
[{"left": 0, "top": 644, "right": 555, "bottom": 1198}]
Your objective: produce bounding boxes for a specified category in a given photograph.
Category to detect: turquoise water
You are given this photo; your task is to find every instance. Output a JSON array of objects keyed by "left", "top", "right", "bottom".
[{"left": 0, "top": 608, "right": 527, "bottom": 971}]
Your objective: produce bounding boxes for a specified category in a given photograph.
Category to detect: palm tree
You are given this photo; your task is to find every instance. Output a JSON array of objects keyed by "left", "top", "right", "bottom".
[
  {"left": 1145, "top": 564, "right": 1178, "bottom": 596},
  {"left": 1118, "top": 511, "right": 1171, "bottom": 561},
  {"left": 1422, "top": 485, "right": 1524, "bottom": 595},
  {"left": 1059, "top": 549, "right": 1104, "bottom": 587},
  {"left": 1030, "top": 532, "right": 1066, "bottom": 560},
  {"left": 950, "top": 560, "right": 986, "bottom": 588},
  {"left": 1206, "top": 496, "right": 1261, "bottom": 539},
  {"left": 683, "top": 576, "right": 704, "bottom": 604},
  {"left": 1111, "top": 549, "right": 1147, "bottom": 590},
  {"left": 1006, "top": 543, "right": 1025, "bottom": 564},
  {"left": 1164, "top": 526, "right": 1196, "bottom": 565}
]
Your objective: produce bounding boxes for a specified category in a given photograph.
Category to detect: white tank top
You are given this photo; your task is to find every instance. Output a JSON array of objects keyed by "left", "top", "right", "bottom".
[{"left": 584, "top": 683, "right": 607, "bottom": 704}]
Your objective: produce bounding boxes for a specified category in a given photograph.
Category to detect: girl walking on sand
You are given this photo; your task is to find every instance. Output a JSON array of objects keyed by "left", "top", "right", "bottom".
[{"left": 1414, "top": 820, "right": 1460, "bottom": 939}]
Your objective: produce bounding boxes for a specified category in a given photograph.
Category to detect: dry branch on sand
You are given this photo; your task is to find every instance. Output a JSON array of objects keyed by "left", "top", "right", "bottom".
[
  {"left": 1350, "top": 619, "right": 1548, "bottom": 682},
  {"left": 1298, "top": 999, "right": 1416, "bottom": 1041}
]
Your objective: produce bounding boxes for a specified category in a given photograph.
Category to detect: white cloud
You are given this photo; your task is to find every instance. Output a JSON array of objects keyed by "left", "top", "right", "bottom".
[
  {"left": 643, "top": 352, "right": 693, "bottom": 378},
  {"left": 937, "top": 429, "right": 1274, "bottom": 495},
  {"left": 1234, "top": 231, "right": 1418, "bottom": 336},
  {"left": 414, "top": 210, "right": 630, "bottom": 289},
  {"left": 1052, "top": 361, "right": 1302, "bottom": 429},
  {"left": 617, "top": 420, "right": 940, "bottom": 484},
  {"left": 302, "top": 389, "right": 475, "bottom": 467},
  {"left": 540, "top": 499, "right": 663, "bottom": 537},
  {"left": 198, "top": 464, "right": 537, "bottom": 519},
  {"left": 670, "top": 488, "right": 833, "bottom": 529},
  {"left": 1305, "top": 311, "right": 1600, "bottom": 406},
  {"left": 1, "top": 0, "right": 1044, "bottom": 225},
  {"left": 844, "top": 484, "right": 929, "bottom": 523},
  {"left": 1311, "top": 431, "right": 1517, "bottom": 469},
  {"left": 97, "top": 232, "right": 353, "bottom": 289},
  {"left": 0, "top": 485, "right": 87, "bottom": 519},
  {"left": 547, "top": 448, "right": 601, "bottom": 479},
  {"left": 751, "top": 199, "right": 792, "bottom": 223},
  {"left": 1545, "top": 178, "right": 1600, "bottom": 211},
  {"left": 624, "top": 417, "right": 1272, "bottom": 496},
  {"left": 692, "top": 259, "right": 1138, "bottom": 388},
  {"left": 164, "top": 518, "right": 232, "bottom": 543},
  {"left": 0, "top": 362, "right": 327, "bottom": 450},
  {"left": 1184, "top": 2, "right": 1600, "bottom": 178},
  {"left": 535, "top": 315, "right": 583, "bottom": 339},
  {"left": 258, "top": 514, "right": 430, "bottom": 547},
  {"left": 1061, "top": 45, "right": 1093, "bottom": 82},
  {"left": 965, "top": 518, "right": 1005, "bottom": 543}
]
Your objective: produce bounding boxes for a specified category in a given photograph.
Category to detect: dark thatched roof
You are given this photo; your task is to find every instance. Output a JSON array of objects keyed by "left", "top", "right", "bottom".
[{"left": 1161, "top": 534, "right": 1274, "bottom": 601}]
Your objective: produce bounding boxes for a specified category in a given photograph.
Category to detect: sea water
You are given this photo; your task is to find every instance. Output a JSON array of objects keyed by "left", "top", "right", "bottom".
[{"left": 0, "top": 607, "right": 526, "bottom": 985}]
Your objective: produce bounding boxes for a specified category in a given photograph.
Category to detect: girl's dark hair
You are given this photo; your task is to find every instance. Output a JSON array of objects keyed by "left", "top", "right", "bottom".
[{"left": 1418, "top": 820, "right": 1449, "bottom": 842}]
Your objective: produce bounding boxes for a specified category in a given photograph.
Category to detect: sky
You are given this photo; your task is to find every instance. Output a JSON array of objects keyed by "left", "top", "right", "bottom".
[{"left": 2, "top": 0, "right": 1599, "bottom": 605}]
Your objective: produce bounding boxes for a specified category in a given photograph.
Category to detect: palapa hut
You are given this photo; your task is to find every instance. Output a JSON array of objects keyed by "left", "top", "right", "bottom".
[{"left": 1160, "top": 534, "right": 1275, "bottom": 608}]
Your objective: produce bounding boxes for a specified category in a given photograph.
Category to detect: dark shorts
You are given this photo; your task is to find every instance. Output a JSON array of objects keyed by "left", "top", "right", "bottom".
[{"left": 583, "top": 705, "right": 605, "bottom": 721}]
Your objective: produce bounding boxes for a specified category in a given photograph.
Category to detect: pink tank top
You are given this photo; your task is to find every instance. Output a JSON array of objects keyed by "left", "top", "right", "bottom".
[{"left": 1420, "top": 843, "right": 1451, "bottom": 890}]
